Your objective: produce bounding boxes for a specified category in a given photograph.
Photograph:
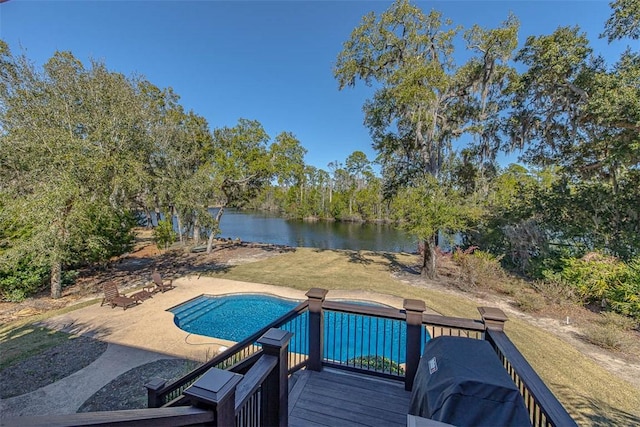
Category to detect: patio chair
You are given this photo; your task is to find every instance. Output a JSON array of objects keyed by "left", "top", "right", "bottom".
[
  {"left": 151, "top": 271, "right": 175, "bottom": 293},
  {"left": 101, "top": 282, "right": 140, "bottom": 310}
]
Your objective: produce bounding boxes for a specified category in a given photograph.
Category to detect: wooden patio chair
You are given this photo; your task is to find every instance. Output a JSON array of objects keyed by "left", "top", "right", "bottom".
[
  {"left": 151, "top": 271, "right": 175, "bottom": 293},
  {"left": 101, "top": 282, "right": 140, "bottom": 310}
]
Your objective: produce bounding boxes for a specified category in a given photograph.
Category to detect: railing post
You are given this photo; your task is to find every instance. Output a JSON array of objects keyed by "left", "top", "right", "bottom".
[
  {"left": 257, "top": 328, "right": 293, "bottom": 427},
  {"left": 404, "top": 299, "right": 426, "bottom": 391},
  {"left": 306, "top": 287, "right": 328, "bottom": 371},
  {"left": 478, "top": 306, "right": 508, "bottom": 331},
  {"left": 145, "top": 377, "right": 167, "bottom": 408},
  {"left": 183, "top": 367, "right": 243, "bottom": 426}
]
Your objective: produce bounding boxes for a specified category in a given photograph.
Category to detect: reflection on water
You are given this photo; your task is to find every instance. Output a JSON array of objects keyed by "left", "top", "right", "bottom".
[{"left": 212, "top": 209, "right": 416, "bottom": 253}]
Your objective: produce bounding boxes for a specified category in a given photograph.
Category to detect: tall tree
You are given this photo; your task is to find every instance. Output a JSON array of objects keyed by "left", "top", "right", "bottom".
[
  {"left": 334, "top": 0, "right": 518, "bottom": 277},
  {"left": 508, "top": 26, "right": 640, "bottom": 258},
  {"left": 206, "top": 118, "right": 272, "bottom": 253},
  {"left": 0, "top": 46, "right": 148, "bottom": 297}
]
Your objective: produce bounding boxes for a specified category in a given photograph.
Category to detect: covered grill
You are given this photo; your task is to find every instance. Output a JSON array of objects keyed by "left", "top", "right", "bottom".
[{"left": 408, "top": 336, "right": 531, "bottom": 427}]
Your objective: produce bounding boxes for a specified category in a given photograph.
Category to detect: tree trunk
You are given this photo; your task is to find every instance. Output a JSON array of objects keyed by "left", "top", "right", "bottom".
[
  {"left": 420, "top": 237, "right": 437, "bottom": 279},
  {"left": 206, "top": 206, "right": 225, "bottom": 254},
  {"left": 50, "top": 261, "right": 62, "bottom": 299},
  {"left": 193, "top": 217, "right": 200, "bottom": 245},
  {"left": 176, "top": 213, "right": 183, "bottom": 244}
]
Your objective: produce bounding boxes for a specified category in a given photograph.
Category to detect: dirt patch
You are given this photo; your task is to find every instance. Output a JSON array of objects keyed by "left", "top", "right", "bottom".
[
  {"left": 0, "top": 336, "right": 108, "bottom": 399},
  {"left": 0, "top": 237, "right": 293, "bottom": 325},
  {"left": 77, "top": 359, "right": 199, "bottom": 412}
]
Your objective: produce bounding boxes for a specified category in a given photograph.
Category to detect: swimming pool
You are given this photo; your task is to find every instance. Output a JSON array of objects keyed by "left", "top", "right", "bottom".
[
  {"left": 170, "top": 294, "right": 299, "bottom": 342},
  {"left": 170, "top": 294, "right": 425, "bottom": 363}
]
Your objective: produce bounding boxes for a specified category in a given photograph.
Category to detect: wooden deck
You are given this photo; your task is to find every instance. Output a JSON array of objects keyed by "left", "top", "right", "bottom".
[{"left": 288, "top": 369, "right": 411, "bottom": 427}]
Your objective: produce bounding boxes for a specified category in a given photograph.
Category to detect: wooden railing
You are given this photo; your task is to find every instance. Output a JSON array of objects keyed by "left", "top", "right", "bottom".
[
  {"left": 182, "top": 328, "right": 291, "bottom": 427},
  {"left": 486, "top": 328, "right": 577, "bottom": 427},
  {"left": 4, "top": 288, "right": 576, "bottom": 427},
  {"left": 147, "top": 300, "right": 308, "bottom": 408},
  {"left": 1, "top": 407, "right": 215, "bottom": 427},
  {"left": 305, "top": 288, "right": 576, "bottom": 427}
]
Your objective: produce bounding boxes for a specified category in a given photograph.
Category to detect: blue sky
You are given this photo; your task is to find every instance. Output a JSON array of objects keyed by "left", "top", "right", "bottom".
[{"left": 0, "top": 1, "right": 628, "bottom": 172}]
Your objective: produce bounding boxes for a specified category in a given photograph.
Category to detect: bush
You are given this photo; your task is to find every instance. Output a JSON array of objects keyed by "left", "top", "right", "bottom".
[
  {"left": 514, "top": 292, "right": 546, "bottom": 313},
  {"left": 346, "top": 355, "right": 405, "bottom": 375},
  {"left": 596, "top": 312, "right": 638, "bottom": 331},
  {"left": 531, "top": 278, "right": 577, "bottom": 304},
  {"left": 583, "top": 325, "right": 626, "bottom": 350},
  {"left": 153, "top": 220, "right": 176, "bottom": 250},
  {"left": 0, "top": 263, "right": 49, "bottom": 302},
  {"left": 452, "top": 247, "right": 506, "bottom": 290},
  {"left": 544, "top": 253, "right": 640, "bottom": 321}
]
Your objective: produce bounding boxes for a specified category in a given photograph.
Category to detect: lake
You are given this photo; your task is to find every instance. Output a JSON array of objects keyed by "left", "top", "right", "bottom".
[{"left": 213, "top": 209, "right": 416, "bottom": 253}]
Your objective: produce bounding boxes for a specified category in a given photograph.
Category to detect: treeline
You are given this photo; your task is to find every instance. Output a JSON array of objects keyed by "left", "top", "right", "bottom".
[
  {"left": 1, "top": 0, "right": 638, "bottom": 321},
  {"left": 250, "top": 150, "right": 388, "bottom": 222}
]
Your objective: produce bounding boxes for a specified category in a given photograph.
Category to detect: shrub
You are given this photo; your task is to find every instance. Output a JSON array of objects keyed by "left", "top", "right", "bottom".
[
  {"left": 153, "top": 220, "right": 176, "bottom": 250},
  {"left": 0, "top": 263, "right": 49, "bottom": 302},
  {"left": 583, "top": 325, "right": 625, "bottom": 351},
  {"left": 559, "top": 253, "right": 624, "bottom": 303},
  {"left": 346, "top": 355, "right": 405, "bottom": 375},
  {"left": 514, "top": 292, "right": 546, "bottom": 313},
  {"left": 452, "top": 247, "right": 506, "bottom": 290},
  {"left": 531, "top": 278, "right": 577, "bottom": 304},
  {"left": 546, "top": 253, "right": 640, "bottom": 321},
  {"left": 596, "top": 312, "right": 638, "bottom": 331}
]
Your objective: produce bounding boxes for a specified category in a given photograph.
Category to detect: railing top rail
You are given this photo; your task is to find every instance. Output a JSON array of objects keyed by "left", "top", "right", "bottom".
[
  {"left": 323, "top": 300, "right": 406, "bottom": 321},
  {"left": 323, "top": 301, "right": 486, "bottom": 333},
  {"left": 421, "top": 313, "right": 486, "bottom": 332},
  {"left": 156, "top": 300, "right": 308, "bottom": 397},
  {"left": 2, "top": 407, "right": 214, "bottom": 427},
  {"left": 234, "top": 354, "right": 278, "bottom": 413},
  {"left": 486, "top": 329, "right": 577, "bottom": 427}
]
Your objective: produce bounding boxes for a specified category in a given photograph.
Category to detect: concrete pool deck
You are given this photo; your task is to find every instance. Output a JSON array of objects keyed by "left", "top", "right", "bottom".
[
  {"left": 1, "top": 276, "right": 434, "bottom": 418},
  {"left": 36, "top": 276, "right": 417, "bottom": 362}
]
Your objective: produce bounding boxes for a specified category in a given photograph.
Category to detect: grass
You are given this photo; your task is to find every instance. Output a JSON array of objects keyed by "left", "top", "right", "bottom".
[
  {"left": 2, "top": 247, "right": 638, "bottom": 425},
  {"left": 0, "top": 299, "right": 98, "bottom": 370},
  {"left": 207, "top": 247, "right": 640, "bottom": 426}
]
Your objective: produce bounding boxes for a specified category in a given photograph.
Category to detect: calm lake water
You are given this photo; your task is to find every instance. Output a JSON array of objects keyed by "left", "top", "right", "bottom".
[{"left": 213, "top": 209, "right": 416, "bottom": 253}]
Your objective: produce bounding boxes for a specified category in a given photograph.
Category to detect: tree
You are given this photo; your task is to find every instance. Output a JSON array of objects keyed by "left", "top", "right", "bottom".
[
  {"left": 602, "top": 0, "right": 640, "bottom": 41},
  {"left": 392, "top": 177, "right": 481, "bottom": 276},
  {"left": 0, "top": 45, "right": 150, "bottom": 298},
  {"left": 206, "top": 119, "right": 272, "bottom": 253},
  {"left": 508, "top": 26, "right": 640, "bottom": 258},
  {"left": 270, "top": 131, "right": 307, "bottom": 212},
  {"left": 148, "top": 100, "right": 215, "bottom": 245},
  {"left": 334, "top": 0, "right": 518, "bottom": 277}
]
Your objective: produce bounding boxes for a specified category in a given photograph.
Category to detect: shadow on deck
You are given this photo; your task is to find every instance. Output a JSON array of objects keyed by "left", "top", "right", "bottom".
[{"left": 289, "top": 369, "right": 411, "bottom": 427}]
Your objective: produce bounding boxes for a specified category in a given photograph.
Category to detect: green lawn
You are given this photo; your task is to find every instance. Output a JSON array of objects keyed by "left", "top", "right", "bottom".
[{"left": 208, "top": 247, "right": 640, "bottom": 426}]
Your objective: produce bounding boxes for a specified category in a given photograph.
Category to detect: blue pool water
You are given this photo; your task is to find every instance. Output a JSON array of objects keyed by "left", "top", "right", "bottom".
[
  {"left": 171, "top": 294, "right": 298, "bottom": 342},
  {"left": 171, "top": 294, "right": 425, "bottom": 363}
]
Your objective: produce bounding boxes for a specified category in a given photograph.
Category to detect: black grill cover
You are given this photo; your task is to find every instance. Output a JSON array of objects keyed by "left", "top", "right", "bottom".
[{"left": 408, "top": 336, "right": 531, "bottom": 427}]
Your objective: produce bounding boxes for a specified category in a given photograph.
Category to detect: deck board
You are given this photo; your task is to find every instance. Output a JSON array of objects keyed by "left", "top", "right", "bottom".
[{"left": 288, "top": 369, "right": 411, "bottom": 427}]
